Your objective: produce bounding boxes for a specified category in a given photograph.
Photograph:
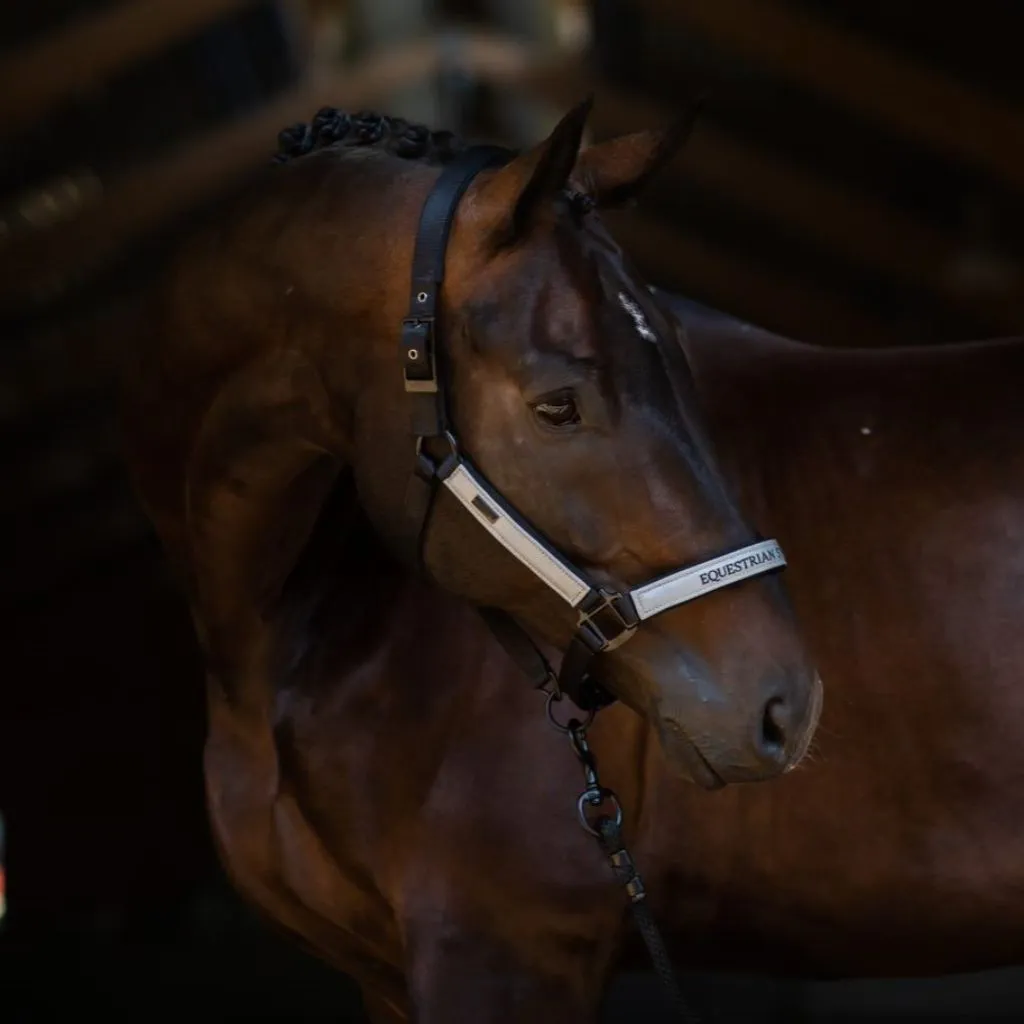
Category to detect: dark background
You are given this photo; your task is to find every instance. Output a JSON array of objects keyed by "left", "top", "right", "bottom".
[{"left": 2, "top": 1, "right": 1024, "bottom": 1020}]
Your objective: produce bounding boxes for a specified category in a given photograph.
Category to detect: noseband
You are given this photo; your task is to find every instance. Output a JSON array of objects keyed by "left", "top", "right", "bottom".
[{"left": 401, "top": 146, "right": 786, "bottom": 710}]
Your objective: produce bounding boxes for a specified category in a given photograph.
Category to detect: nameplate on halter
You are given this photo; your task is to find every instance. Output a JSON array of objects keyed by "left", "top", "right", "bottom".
[
  {"left": 629, "top": 539, "right": 786, "bottom": 620},
  {"left": 441, "top": 462, "right": 592, "bottom": 608}
]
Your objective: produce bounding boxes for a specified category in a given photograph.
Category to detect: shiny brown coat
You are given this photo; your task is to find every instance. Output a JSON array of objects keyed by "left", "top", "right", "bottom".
[{"left": 121, "top": 110, "right": 1024, "bottom": 1022}]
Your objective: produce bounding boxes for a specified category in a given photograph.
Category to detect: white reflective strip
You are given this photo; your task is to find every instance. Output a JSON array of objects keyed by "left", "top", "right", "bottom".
[
  {"left": 442, "top": 463, "right": 592, "bottom": 608},
  {"left": 629, "top": 539, "right": 785, "bottom": 621}
]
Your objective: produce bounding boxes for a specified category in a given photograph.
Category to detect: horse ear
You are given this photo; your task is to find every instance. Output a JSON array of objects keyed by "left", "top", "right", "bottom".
[
  {"left": 475, "top": 97, "right": 592, "bottom": 246},
  {"left": 572, "top": 99, "right": 704, "bottom": 209}
]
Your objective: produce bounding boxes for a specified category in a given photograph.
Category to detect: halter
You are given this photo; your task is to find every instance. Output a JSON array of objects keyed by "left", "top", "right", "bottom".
[{"left": 400, "top": 146, "right": 786, "bottom": 709}]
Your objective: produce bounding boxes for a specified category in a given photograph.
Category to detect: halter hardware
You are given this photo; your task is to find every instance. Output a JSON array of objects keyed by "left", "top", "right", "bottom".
[
  {"left": 401, "top": 317, "right": 437, "bottom": 393},
  {"left": 575, "top": 589, "right": 639, "bottom": 653}
]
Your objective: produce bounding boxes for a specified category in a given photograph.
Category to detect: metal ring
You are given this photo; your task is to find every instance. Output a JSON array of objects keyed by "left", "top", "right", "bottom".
[
  {"left": 576, "top": 787, "right": 623, "bottom": 837},
  {"left": 417, "top": 290, "right": 428, "bottom": 303},
  {"left": 407, "top": 348, "right": 419, "bottom": 361},
  {"left": 546, "top": 690, "right": 595, "bottom": 734},
  {"left": 417, "top": 431, "right": 459, "bottom": 461}
]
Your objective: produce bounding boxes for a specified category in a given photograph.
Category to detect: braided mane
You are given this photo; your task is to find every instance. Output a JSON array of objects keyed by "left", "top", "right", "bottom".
[
  {"left": 275, "top": 107, "right": 598, "bottom": 219},
  {"left": 274, "top": 108, "right": 469, "bottom": 166}
]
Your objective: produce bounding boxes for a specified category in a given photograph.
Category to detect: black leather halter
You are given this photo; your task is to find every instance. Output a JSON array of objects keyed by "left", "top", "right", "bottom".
[{"left": 399, "top": 147, "right": 787, "bottom": 710}]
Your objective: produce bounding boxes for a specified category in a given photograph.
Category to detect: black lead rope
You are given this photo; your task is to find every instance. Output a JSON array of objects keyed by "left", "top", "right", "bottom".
[
  {"left": 597, "top": 818, "right": 704, "bottom": 1024},
  {"left": 547, "top": 696, "right": 707, "bottom": 1023}
]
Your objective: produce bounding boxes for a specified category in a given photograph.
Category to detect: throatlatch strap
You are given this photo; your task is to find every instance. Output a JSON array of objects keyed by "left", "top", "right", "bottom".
[
  {"left": 476, "top": 606, "right": 616, "bottom": 712},
  {"left": 476, "top": 607, "right": 554, "bottom": 690}
]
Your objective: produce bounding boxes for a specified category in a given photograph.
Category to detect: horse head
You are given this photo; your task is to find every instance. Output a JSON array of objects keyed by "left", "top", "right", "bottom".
[{"left": 134, "top": 101, "right": 822, "bottom": 788}]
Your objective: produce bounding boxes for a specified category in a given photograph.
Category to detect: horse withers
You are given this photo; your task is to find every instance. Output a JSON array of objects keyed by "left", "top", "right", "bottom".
[{"left": 120, "top": 104, "right": 823, "bottom": 1020}]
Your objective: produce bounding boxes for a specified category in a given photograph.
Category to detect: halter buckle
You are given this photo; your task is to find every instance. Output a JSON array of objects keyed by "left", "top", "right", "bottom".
[
  {"left": 402, "top": 317, "right": 437, "bottom": 393},
  {"left": 576, "top": 589, "right": 639, "bottom": 653}
]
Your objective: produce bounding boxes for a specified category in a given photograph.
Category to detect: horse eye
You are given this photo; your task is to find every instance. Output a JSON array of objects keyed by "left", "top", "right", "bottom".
[{"left": 532, "top": 392, "right": 580, "bottom": 429}]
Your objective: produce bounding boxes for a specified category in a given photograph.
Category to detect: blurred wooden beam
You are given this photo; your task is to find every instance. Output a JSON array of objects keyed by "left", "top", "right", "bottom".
[
  {"left": 524, "top": 62, "right": 1024, "bottom": 335},
  {"left": 0, "top": 31, "right": 536, "bottom": 309},
  {"left": 0, "top": 0, "right": 265, "bottom": 135},
  {"left": 606, "top": 206, "right": 907, "bottom": 348},
  {"left": 638, "top": 0, "right": 1024, "bottom": 191}
]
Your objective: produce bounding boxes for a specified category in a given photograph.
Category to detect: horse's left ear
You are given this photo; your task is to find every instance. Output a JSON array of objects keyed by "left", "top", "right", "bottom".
[
  {"left": 474, "top": 97, "right": 592, "bottom": 247},
  {"left": 572, "top": 99, "right": 704, "bottom": 209}
]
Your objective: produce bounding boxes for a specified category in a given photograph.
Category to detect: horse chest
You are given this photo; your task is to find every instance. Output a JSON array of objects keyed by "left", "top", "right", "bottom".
[{"left": 203, "top": 698, "right": 407, "bottom": 974}]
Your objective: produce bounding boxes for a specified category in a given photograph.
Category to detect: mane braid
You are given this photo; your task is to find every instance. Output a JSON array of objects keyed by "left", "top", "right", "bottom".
[
  {"left": 274, "top": 108, "right": 469, "bottom": 166},
  {"left": 274, "top": 107, "right": 598, "bottom": 215}
]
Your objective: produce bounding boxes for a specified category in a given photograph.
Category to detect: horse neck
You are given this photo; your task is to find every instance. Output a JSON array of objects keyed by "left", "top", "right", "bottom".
[{"left": 124, "top": 155, "right": 435, "bottom": 718}]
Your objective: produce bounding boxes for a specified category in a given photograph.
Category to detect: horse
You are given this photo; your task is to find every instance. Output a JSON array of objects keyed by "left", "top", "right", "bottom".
[{"left": 119, "top": 102, "right": 1024, "bottom": 1022}]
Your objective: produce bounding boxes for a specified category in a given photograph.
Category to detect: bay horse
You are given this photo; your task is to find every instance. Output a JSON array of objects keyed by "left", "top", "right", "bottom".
[{"left": 120, "top": 102, "right": 1024, "bottom": 1022}]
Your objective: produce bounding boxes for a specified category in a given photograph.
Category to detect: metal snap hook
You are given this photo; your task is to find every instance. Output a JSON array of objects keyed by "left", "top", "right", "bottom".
[{"left": 576, "top": 787, "right": 624, "bottom": 837}]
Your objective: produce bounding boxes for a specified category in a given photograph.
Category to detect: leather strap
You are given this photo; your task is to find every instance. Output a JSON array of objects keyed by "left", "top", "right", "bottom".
[
  {"left": 477, "top": 606, "right": 616, "bottom": 712},
  {"left": 401, "top": 145, "right": 512, "bottom": 439},
  {"left": 399, "top": 146, "right": 512, "bottom": 570},
  {"left": 476, "top": 606, "right": 554, "bottom": 690}
]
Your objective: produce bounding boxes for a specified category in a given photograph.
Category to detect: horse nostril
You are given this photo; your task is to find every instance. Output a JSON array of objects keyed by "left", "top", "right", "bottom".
[{"left": 758, "top": 696, "right": 789, "bottom": 758}]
